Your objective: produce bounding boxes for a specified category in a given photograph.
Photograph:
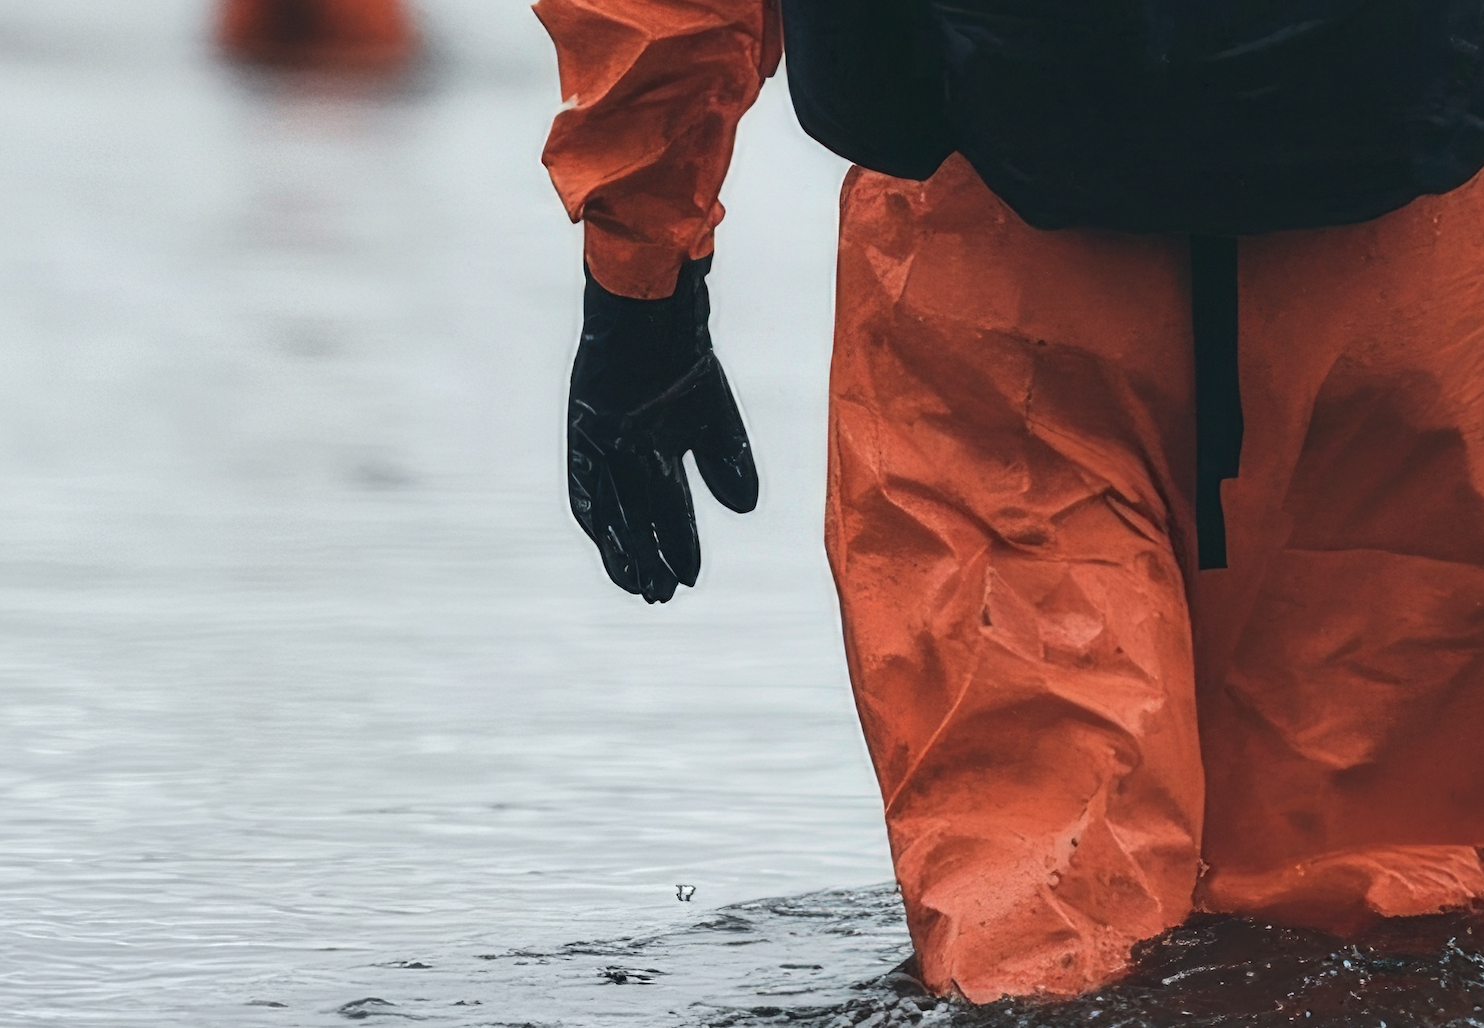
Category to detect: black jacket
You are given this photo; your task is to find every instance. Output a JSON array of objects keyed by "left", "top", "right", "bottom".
[{"left": 782, "top": 0, "right": 1484, "bottom": 234}]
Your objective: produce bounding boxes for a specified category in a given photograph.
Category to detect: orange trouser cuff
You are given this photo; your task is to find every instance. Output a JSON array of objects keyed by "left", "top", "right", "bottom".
[{"left": 582, "top": 220, "right": 716, "bottom": 301}]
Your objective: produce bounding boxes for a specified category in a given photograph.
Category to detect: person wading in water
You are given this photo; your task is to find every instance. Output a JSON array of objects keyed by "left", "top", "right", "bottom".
[{"left": 539, "top": 0, "right": 1484, "bottom": 1002}]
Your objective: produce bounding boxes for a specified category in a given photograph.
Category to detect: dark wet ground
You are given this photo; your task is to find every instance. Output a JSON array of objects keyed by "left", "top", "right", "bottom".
[{"left": 662, "top": 887, "right": 1484, "bottom": 1028}]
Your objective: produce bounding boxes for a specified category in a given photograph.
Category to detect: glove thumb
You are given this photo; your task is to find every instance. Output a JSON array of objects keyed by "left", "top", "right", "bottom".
[{"left": 689, "top": 360, "right": 759, "bottom": 514}]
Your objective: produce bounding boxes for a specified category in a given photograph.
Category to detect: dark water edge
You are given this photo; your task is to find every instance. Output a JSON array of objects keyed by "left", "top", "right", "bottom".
[{"left": 486, "top": 884, "right": 1484, "bottom": 1028}]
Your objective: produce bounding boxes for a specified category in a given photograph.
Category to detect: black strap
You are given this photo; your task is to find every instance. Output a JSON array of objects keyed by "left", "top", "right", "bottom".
[{"left": 1190, "top": 236, "right": 1242, "bottom": 570}]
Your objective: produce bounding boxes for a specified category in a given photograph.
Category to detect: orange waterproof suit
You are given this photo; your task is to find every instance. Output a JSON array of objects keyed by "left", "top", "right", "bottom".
[
  {"left": 538, "top": 0, "right": 1484, "bottom": 1003},
  {"left": 218, "top": 0, "right": 415, "bottom": 69}
]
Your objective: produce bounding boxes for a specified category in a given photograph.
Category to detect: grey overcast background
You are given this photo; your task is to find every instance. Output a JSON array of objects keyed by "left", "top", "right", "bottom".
[{"left": 0, "top": 2, "right": 903, "bottom": 1025}]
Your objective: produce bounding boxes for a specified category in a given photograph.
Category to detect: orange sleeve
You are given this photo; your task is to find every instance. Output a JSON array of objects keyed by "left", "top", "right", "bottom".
[{"left": 535, "top": 0, "right": 783, "bottom": 299}]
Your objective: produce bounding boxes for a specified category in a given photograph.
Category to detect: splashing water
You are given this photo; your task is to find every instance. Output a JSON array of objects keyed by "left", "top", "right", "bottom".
[{"left": 469, "top": 884, "right": 1484, "bottom": 1028}]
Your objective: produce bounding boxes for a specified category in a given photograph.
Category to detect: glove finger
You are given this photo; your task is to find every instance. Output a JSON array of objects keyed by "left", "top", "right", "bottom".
[
  {"left": 590, "top": 464, "right": 647, "bottom": 598},
  {"left": 570, "top": 407, "right": 645, "bottom": 596},
  {"left": 596, "top": 525, "right": 647, "bottom": 598},
  {"left": 567, "top": 417, "right": 602, "bottom": 546},
  {"left": 690, "top": 366, "right": 759, "bottom": 514},
  {"left": 608, "top": 446, "right": 683, "bottom": 604},
  {"left": 647, "top": 450, "right": 701, "bottom": 589}
]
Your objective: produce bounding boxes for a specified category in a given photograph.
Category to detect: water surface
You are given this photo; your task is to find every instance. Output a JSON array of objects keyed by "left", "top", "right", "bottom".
[{"left": 0, "top": 4, "right": 893, "bottom": 1024}]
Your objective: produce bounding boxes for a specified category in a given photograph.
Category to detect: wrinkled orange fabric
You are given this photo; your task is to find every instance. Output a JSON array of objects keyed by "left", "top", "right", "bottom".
[
  {"left": 827, "top": 156, "right": 1206, "bottom": 1000},
  {"left": 538, "top": 1, "right": 1484, "bottom": 1005},
  {"left": 218, "top": 0, "right": 415, "bottom": 69},
  {"left": 1195, "top": 178, "right": 1484, "bottom": 931},
  {"left": 827, "top": 155, "right": 1484, "bottom": 1001},
  {"left": 534, "top": 0, "right": 781, "bottom": 299}
]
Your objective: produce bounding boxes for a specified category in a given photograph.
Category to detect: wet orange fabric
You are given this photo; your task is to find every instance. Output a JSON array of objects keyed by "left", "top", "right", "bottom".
[
  {"left": 1195, "top": 175, "right": 1484, "bottom": 930},
  {"left": 827, "top": 156, "right": 1206, "bottom": 1000},
  {"left": 534, "top": 0, "right": 781, "bottom": 299},
  {"left": 826, "top": 154, "right": 1484, "bottom": 1001},
  {"left": 217, "top": 0, "right": 415, "bottom": 69}
]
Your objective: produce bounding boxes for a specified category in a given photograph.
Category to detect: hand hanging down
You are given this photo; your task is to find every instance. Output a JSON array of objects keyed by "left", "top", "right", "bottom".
[{"left": 567, "top": 256, "right": 758, "bottom": 604}]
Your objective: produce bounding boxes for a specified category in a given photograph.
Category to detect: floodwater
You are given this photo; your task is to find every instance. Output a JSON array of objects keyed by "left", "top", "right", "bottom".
[
  {"left": 0, "top": 2, "right": 898, "bottom": 1024},
  {"left": 8, "top": 5, "right": 1484, "bottom": 1027}
]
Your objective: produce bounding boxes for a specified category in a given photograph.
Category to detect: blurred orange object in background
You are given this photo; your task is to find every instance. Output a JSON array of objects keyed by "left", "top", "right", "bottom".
[{"left": 217, "top": 0, "right": 415, "bottom": 70}]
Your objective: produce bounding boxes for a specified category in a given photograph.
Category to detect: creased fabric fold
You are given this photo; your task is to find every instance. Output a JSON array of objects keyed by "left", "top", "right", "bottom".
[
  {"left": 827, "top": 155, "right": 1484, "bottom": 1001},
  {"left": 536, "top": 0, "right": 780, "bottom": 298}
]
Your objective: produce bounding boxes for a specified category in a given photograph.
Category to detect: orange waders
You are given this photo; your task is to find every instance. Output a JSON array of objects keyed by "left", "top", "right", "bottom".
[
  {"left": 538, "top": 0, "right": 1484, "bottom": 1002},
  {"left": 829, "top": 155, "right": 1484, "bottom": 1000},
  {"left": 217, "top": 0, "right": 415, "bottom": 69}
]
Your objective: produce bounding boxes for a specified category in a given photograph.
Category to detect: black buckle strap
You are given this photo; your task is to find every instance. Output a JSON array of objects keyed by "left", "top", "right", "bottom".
[{"left": 1190, "top": 235, "right": 1242, "bottom": 570}]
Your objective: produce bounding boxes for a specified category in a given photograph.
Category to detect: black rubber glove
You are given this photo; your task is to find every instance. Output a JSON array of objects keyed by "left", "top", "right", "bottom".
[{"left": 567, "top": 255, "right": 759, "bottom": 603}]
